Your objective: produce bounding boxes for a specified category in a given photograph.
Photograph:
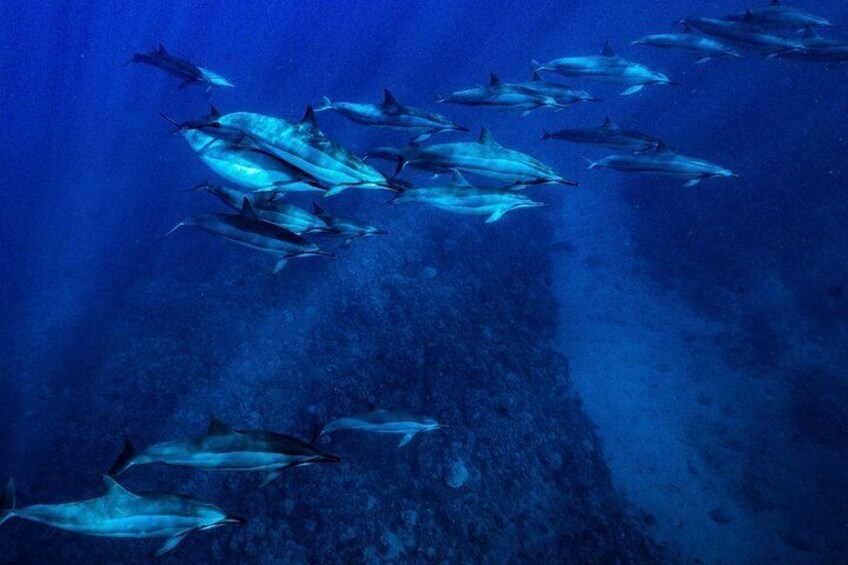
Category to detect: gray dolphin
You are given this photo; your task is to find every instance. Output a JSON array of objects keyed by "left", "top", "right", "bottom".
[
  {"left": 512, "top": 71, "right": 601, "bottom": 106},
  {"left": 542, "top": 116, "right": 663, "bottom": 153},
  {"left": 168, "top": 198, "right": 332, "bottom": 273},
  {"left": 585, "top": 142, "right": 737, "bottom": 186},
  {"left": 632, "top": 25, "right": 743, "bottom": 62},
  {"left": 311, "top": 203, "right": 387, "bottom": 247},
  {"left": 108, "top": 417, "right": 340, "bottom": 487},
  {"left": 215, "top": 107, "right": 391, "bottom": 196},
  {"left": 316, "top": 89, "right": 468, "bottom": 142},
  {"left": 779, "top": 26, "right": 848, "bottom": 64},
  {"left": 533, "top": 42, "right": 677, "bottom": 95},
  {"left": 724, "top": 0, "right": 834, "bottom": 30},
  {"left": 436, "top": 73, "right": 573, "bottom": 115},
  {"left": 368, "top": 128, "right": 579, "bottom": 187},
  {"left": 680, "top": 17, "right": 806, "bottom": 54},
  {"left": 125, "top": 44, "right": 234, "bottom": 90},
  {"left": 321, "top": 408, "right": 445, "bottom": 447},
  {"left": 0, "top": 477, "right": 243, "bottom": 556},
  {"left": 192, "top": 181, "right": 334, "bottom": 235},
  {"left": 390, "top": 170, "right": 546, "bottom": 223}
]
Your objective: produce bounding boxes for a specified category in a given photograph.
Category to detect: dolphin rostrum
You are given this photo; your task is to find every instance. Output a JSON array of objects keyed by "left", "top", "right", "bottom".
[
  {"left": 390, "top": 170, "right": 546, "bottom": 223},
  {"left": 168, "top": 198, "right": 332, "bottom": 273},
  {"left": 542, "top": 116, "right": 663, "bottom": 153},
  {"left": 321, "top": 408, "right": 445, "bottom": 447},
  {"left": 316, "top": 89, "right": 468, "bottom": 142},
  {"left": 108, "top": 417, "right": 340, "bottom": 487},
  {"left": 0, "top": 477, "right": 243, "bottom": 556},
  {"left": 533, "top": 42, "right": 677, "bottom": 95},
  {"left": 632, "top": 25, "right": 743, "bottom": 63},
  {"left": 368, "top": 128, "right": 578, "bottom": 187},
  {"left": 192, "top": 181, "right": 334, "bottom": 235},
  {"left": 585, "top": 142, "right": 737, "bottom": 187},
  {"left": 125, "top": 44, "right": 234, "bottom": 90}
]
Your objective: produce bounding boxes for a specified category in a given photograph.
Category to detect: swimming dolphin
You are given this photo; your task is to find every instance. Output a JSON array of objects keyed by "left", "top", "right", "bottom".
[
  {"left": 680, "top": 17, "right": 806, "bottom": 54},
  {"left": 214, "top": 107, "right": 392, "bottom": 196},
  {"left": 632, "top": 25, "right": 743, "bottom": 63},
  {"left": 0, "top": 477, "right": 243, "bottom": 556},
  {"left": 321, "top": 408, "right": 445, "bottom": 447},
  {"left": 779, "top": 26, "right": 848, "bottom": 64},
  {"left": 436, "top": 73, "right": 573, "bottom": 115},
  {"left": 390, "top": 170, "right": 546, "bottom": 223},
  {"left": 168, "top": 198, "right": 332, "bottom": 273},
  {"left": 542, "top": 117, "right": 663, "bottom": 153},
  {"left": 311, "top": 204, "right": 387, "bottom": 247},
  {"left": 316, "top": 89, "right": 468, "bottom": 142},
  {"left": 512, "top": 71, "right": 601, "bottom": 106},
  {"left": 533, "top": 42, "right": 677, "bottom": 95},
  {"left": 585, "top": 142, "right": 737, "bottom": 186},
  {"left": 724, "top": 0, "right": 834, "bottom": 30},
  {"left": 368, "top": 128, "right": 579, "bottom": 187},
  {"left": 125, "top": 44, "right": 234, "bottom": 90},
  {"left": 108, "top": 417, "right": 340, "bottom": 487},
  {"left": 192, "top": 182, "right": 334, "bottom": 234}
]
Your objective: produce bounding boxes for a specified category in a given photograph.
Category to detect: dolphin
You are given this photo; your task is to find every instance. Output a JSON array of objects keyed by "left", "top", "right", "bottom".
[
  {"left": 108, "top": 417, "right": 340, "bottom": 487},
  {"left": 585, "top": 142, "right": 737, "bottom": 186},
  {"left": 311, "top": 204, "right": 387, "bottom": 247},
  {"left": 315, "top": 89, "right": 468, "bottom": 142},
  {"left": 368, "top": 128, "right": 579, "bottom": 187},
  {"left": 214, "top": 107, "right": 392, "bottom": 196},
  {"left": 436, "top": 73, "right": 573, "bottom": 115},
  {"left": 533, "top": 42, "right": 678, "bottom": 95},
  {"left": 779, "top": 26, "right": 848, "bottom": 64},
  {"left": 168, "top": 198, "right": 332, "bottom": 273},
  {"left": 0, "top": 477, "right": 243, "bottom": 556},
  {"left": 192, "top": 182, "right": 334, "bottom": 234},
  {"left": 724, "top": 0, "right": 834, "bottom": 30},
  {"left": 390, "top": 170, "right": 546, "bottom": 223},
  {"left": 321, "top": 408, "right": 445, "bottom": 447},
  {"left": 541, "top": 116, "right": 663, "bottom": 153},
  {"left": 632, "top": 25, "right": 744, "bottom": 63},
  {"left": 680, "top": 17, "right": 806, "bottom": 54},
  {"left": 125, "top": 44, "right": 234, "bottom": 90},
  {"left": 511, "top": 71, "right": 601, "bottom": 106}
]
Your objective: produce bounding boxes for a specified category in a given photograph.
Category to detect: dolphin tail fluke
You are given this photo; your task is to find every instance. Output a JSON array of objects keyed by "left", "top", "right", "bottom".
[
  {"left": 434, "top": 94, "right": 446, "bottom": 104},
  {"left": 531, "top": 59, "right": 543, "bottom": 71},
  {"left": 315, "top": 96, "right": 333, "bottom": 112},
  {"left": 584, "top": 158, "right": 599, "bottom": 170},
  {"left": 0, "top": 478, "right": 15, "bottom": 526},
  {"left": 164, "top": 222, "right": 186, "bottom": 236},
  {"left": 541, "top": 130, "right": 551, "bottom": 140},
  {"left": 108, "top": 438, "right": 137, "bottom": 476}
]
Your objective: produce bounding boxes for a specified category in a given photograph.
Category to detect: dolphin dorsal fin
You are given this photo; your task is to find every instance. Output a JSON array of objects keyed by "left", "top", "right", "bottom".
[
  {"left": 602, "top": 116, "right": 618, "bottom": 130},
  {"left": 240, "top": 198, "right": 259, "bottom": 220},
  {"left": 530, "top": 70, "right": 543, "bottom": 82},
  {"left": 683, "top": 23, "right": 693, "bottom": 33},
  {"left": 103, "top": 476, "right": 139, "bottom": 499},
  {"left": 770, "top": 0, "right": 780, "bottom": 5},
  {"left": 743, "top": 9, "right": 754, "bottom": 22},
  {"left": 299, "top": 106, "right": 320, "bottom": 132},
  {"left": 479, "top": 128, "right": 499, "bottom": 146},
  {"left": 450, "top": 169, "right": 471, "bottom": 187},
  {"left": 312, "top": 202, "right": 331, "bottom": 221},
  {"left": 656, "top": 140, "right": 669, "bottom": 152},
  {"left": 209, "top": 105, "right": 221, "bottom": 118},
  {"left": 208, "top": 416, "right": 232, "bottom": 436},
  {"left": 602, "top": 41, "right": 616, "bottom": 57},
  {"left": 489, "top": 73, "right": 501, "bottom": 86},
  {"left": 157, "top": 43, "right": 168, "bottom": 55},
  {"left": 803, "top": 25, "right": 821, "bottom": 40},
  {"left": 382, "top": 89, "right": 402, "bottom": 111}
]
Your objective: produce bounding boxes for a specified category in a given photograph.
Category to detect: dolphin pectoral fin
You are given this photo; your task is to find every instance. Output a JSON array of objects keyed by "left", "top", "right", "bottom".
[
  {"left": 412, "top": 132, "right": 432, "bottom": 143},
  {"left": 398, "top": 433, "right": 417, "bottom": 447},
  {"left": 486, "top": 209, "right": 509, "bottom": 223},
  {"left": 620, "top": 85, "right": 644, "bottom": 96},
  {"left": 269, "top": 257, "right": 289, "bottom": 275},
  {"left": 260, "top": 471, "right": 283, "bottom": 488},
  {"left": 156, "top": 533, "right": 189, "bottom": 557},
  {"left": 324, "top": 185, "right": 348, "bottom": 197},
  {"left": 683, "top": 178, "right": 702, "bottom": 187},
  {"left": 695, "top": 56, "right": 712, "bottom": 64}
]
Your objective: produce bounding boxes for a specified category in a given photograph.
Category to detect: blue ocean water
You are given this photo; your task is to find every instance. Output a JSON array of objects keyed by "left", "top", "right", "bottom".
[{"left": 1, "top": 0, "right": 847, "bottom": 562}]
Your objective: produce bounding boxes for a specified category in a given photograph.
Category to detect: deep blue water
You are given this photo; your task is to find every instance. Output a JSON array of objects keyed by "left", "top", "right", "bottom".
[{"left": 1, "top": 0, "right": 847, "bottom": 562}]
